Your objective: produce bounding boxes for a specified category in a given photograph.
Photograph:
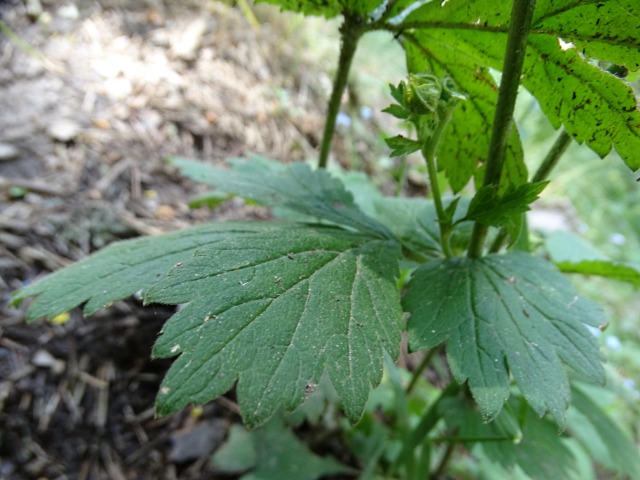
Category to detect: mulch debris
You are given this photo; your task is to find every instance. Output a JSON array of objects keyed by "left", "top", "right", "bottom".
[{"left": 0, "top": 0, "right": 359, "bottom": 477}]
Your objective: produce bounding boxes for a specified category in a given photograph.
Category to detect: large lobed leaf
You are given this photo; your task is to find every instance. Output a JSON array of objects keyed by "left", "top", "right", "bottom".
[
  {"left": 147, "top": 224, "right": 403, "bottom": 426},
  {"left": 403, "top": 252, "right": 605, "bottom": 427},
  {"left": 12, "top": 222, "right": 267, "bottom": 320},
  {"left": 13, "top": 160, "right": 405, "bottom": 426},
  {"left": 400, "top": 0, "right": 640, "bottom": 171},
  {"left": 170, "top": 156, "right": 392, "bottom": 239}
]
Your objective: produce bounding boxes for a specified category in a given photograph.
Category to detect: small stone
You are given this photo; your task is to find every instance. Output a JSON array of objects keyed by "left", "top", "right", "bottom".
[
  {"left": 32, "top": 349, "right": 65, "bottom": 374},
  {"left": 170, "top": 420, "right": 227, "bottom": 463},
  {"left": 57, "top": 4, "right": 80, "bottom": 20},
  {"left": 0, "top": 143, "right": 19, "bottom": 162},
  {"left": 172, "top": 18, "right": 208, "bottom": 61},
  {"left": 47, "top": 119, "right": 81, "bottom": 142}
]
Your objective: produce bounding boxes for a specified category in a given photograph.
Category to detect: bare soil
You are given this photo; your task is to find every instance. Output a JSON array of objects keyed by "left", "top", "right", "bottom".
[{"left": 0, "top": 1, "right": 373, "bottom": 477}]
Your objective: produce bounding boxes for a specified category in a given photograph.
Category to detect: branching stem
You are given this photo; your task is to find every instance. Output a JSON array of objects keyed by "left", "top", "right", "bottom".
[
  {"left": 318, "top": 14, "right": 365, "bottom": 169},
  {"left": 467, "top": 0, "right": 537, "bottom": 258},
  {"left": 488, "top": 128, "right": 572, "bottom": 253}
]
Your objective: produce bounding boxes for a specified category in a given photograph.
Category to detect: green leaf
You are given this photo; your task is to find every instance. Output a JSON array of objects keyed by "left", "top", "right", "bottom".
[
  {"left": 11, "top": 222, "right": 267, "bottom": 320},
  {"left": 255, "top": 0, "right": 382, "bottom": 18},
  {"left": 556, "top": 260, "right": 640, "bottom": 288},
  {"left": 522, "top": 36, "right": 640, "bottom": 170},
  {"left": 187, "top": 191, "right": 233, "bottom": 209},
  {"left": 479, "top": 399, "right": 579, "bottom": 480},
  {"left": 403, "top": 252, "right": 605, "bottom": 427},
  {"left": 256, "top": 0, "right": 342, "bottom": 17},
  {"left": 169, "top": 156, "right": 392, "bottom": 239},
  {"left": 382, "top": 103, "right": 410, "bottom": 120},
  {"left": 465, "top": 181, "right": 548, "bottom": 232},
  {"left": 147, "top": 223, "right": 403, "bottom": 426},
  {"left": 442, "top": 394, "right": 579, "bottom": 480},
  {"left": 384, "top": 135, "right": 422, "bottom": 157},
  {"left": 533, "top": 0, "right": 640, "bottom": 71},
  {"left": 370, "top": 197, "right": 446, "bottom": 260},
  {"left": 545, "top": 230, "right": 607, "bottom": 263},
  {"left": 569, "top": 385, "right": 640, "bottom": 478},
  {"left": 545, "top": 230, "right": 640, "bottom": 287},
  {"left": 212, "top": 425, "right": 257, "bottom": 474},
  {"left": 213, "top": 417, "right": 348, "bottom": 480},
  {"left": 399, "top": 0, "right": 640, "bottom": 171}
]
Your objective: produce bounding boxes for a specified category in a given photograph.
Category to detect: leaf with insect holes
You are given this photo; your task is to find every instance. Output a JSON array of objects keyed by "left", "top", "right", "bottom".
[
  {"left": 403, "top": 252, "right": 605, "bottom": 427},
  {"left": 168, "top": 155, "right": 392, "bottom": 240},
  {"left": 11, "top": 222, "right": 268, "bottom": 321},
  {"left": 146, "top": 223, "right": 403, "bottom": 427},
  {"left": 256, "top": 0, "right": 382, "bottom": 18},
  {"left": 400, "top": 0, "right": 640, "bottom": 171}
]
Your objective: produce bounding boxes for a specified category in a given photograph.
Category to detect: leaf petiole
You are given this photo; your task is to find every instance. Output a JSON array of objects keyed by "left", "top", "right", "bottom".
[{"left": 421, "top": 102, "right": 457, "bottom": 258}]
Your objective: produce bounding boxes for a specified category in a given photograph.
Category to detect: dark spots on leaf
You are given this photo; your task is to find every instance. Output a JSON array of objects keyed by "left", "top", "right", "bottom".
[
  {"left": 571, "top": 92, "right": 576, "bottom": 101},
  {"left": 304, "top": 383, "right": 317, "bottom": 398}
]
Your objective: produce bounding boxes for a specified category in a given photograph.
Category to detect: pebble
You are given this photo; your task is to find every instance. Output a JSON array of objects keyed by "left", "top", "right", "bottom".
[
  {"left": 0, "top": 143, "right": 19, "bottom": 162},
  {"left": 47, "top": 119, "right": 81, "bottom": 142}
]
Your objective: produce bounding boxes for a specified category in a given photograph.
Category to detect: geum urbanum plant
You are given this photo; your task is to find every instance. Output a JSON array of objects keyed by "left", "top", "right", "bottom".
[{"left": 12, "top": 0, "right": 640, "bottom": 477}]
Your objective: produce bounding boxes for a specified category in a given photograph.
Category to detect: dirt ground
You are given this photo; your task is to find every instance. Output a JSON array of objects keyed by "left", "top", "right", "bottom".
[{"left": 0, "top": 1, "right": 377, "bottom": 477}]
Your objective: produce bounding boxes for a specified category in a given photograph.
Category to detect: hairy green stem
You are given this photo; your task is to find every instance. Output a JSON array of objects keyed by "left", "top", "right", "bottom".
[
  {"left": 467, "top": 0, "right": 537, "bottom": 258},
  {"left": 422, "top": 105, "right": 456, "bottom": 258},
  {"left": 318, "top": 15, "right": 364, "bottom": 169},
  {"left": 432, "top": 438, "right": 457, "bottom": 479},
  {"left": 393, "top": 381, "right": 460, "bottom": 474},
  {"left": 395, "top": 156, "right": 408, "bottom": 196},
  {"left": 488, "top": 128, "right": 572, "bottom": 253},
  {"left": 531, "top": 128, "right": 572, "bottom": 183},
  {"left": 406, "top": 347, "right": 438, "bottom": 394}
]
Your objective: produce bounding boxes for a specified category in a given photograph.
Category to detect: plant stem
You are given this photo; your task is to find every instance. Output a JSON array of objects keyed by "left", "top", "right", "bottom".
[
  {"left": 432, "top": 438, "right": 456, "bottom": 479},
  {"left": 422, "top": 105, "right": 456, "bottom": 258},
  {"left": 467, "top": 0, "right": 537, "bottom": 258},
  {"left": 488, "top": 128, "right": 572, "bottom": 253},
  {"left": 393, "top": 381, "right": 460, "bottom": 474},
  {"left": 531, "top": 128, "right": 572, "bottom": 183},
  {"left": 395, "top": 156, "right": 408, "bottom": 196},
  {"left": 406, "top": 347, "right": 438, "bottom": 394},
  {"left": 318, "top": 15, "right": 364, "bottom": 169}
]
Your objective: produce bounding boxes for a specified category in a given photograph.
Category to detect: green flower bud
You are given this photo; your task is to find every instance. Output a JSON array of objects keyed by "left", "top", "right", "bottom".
[{"left": 403, "top": 73, "right": 442, "bottom": 116}]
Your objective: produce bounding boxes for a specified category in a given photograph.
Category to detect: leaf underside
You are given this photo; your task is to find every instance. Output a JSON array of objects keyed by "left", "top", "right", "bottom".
[
  {"left": 403, "top": 252, "right": 605, "bottom": 427},
  {"left": 401, "top": 0, "right": 640, "bottom": 172},
  {"left": 146, "top": 224, "right": 403, "bottom": 426},
  {"left": 13, "top": 222, "right": 268, "bottom": 320}
]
